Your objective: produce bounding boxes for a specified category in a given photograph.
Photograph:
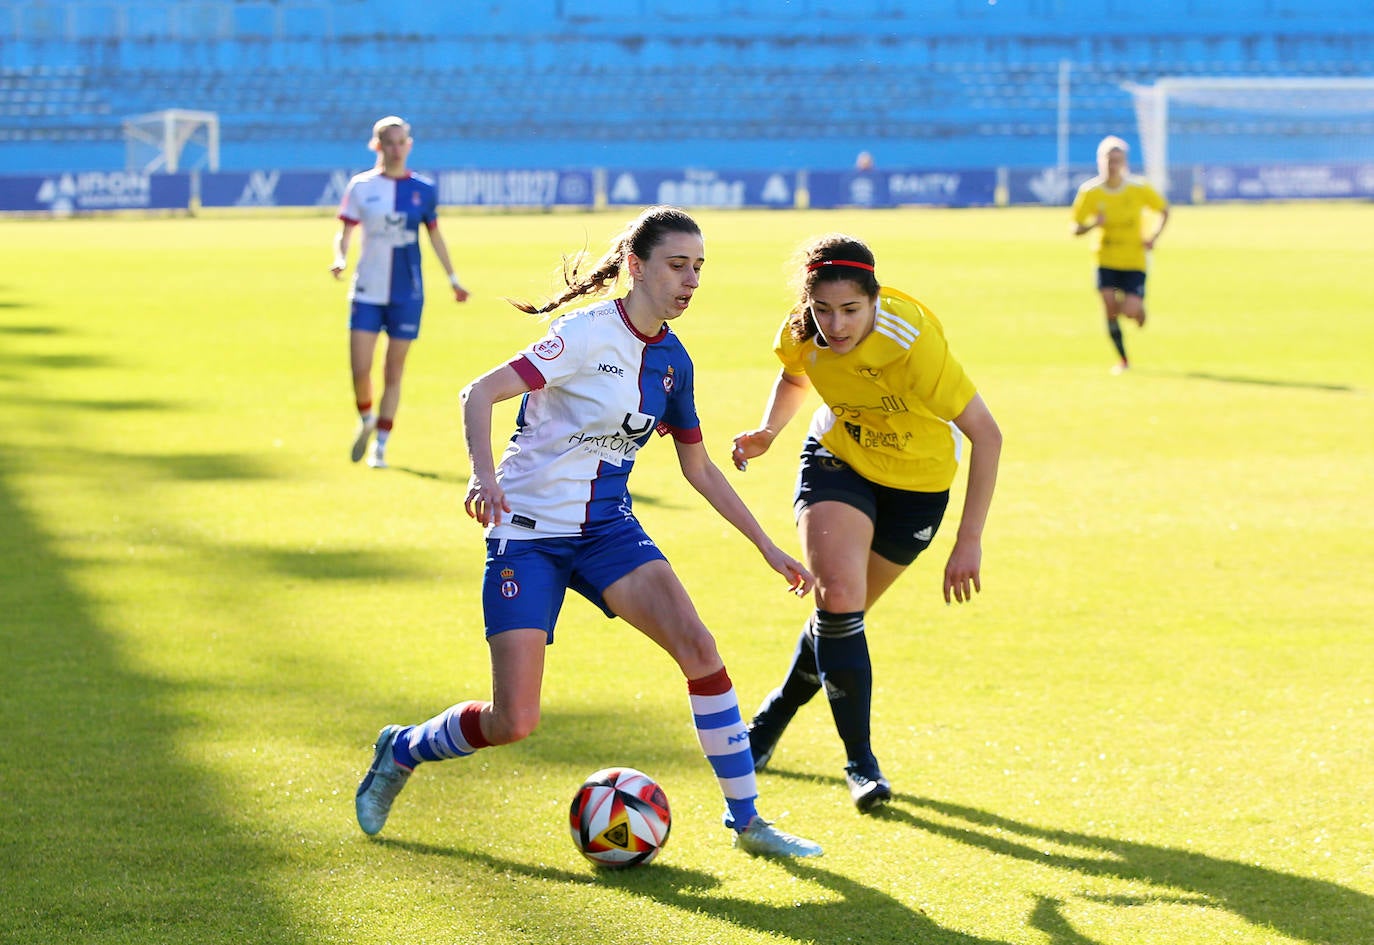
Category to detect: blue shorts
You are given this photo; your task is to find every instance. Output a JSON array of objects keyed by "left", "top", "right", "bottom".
[
  {"left": 481, "top": 517, "right": 668, "bottom": 643},
  {"left": 349, "top": 300, "right": 423, "bottom": 340},
  {"left": 1097, "top": 267, "right": 1147, "bottom": 298},
  {"left": 793, "top": 438, "right": 949, "bottom": 567}
]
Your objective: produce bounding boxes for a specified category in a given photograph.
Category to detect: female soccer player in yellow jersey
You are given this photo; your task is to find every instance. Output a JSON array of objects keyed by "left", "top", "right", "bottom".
[
  {"left": 1071, "top": 135, "right": 1170, "bottom": 373},
  {"left": 730, "top": 234, "right": 1002, "bottom": 812}
]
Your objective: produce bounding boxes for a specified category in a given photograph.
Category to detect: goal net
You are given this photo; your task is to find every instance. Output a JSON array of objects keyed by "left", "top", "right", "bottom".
[
  {"left": 1124, "top": 77, "right": 1374, "bottom": 192},
  {"left": 123, "top": 109, "right": 220, "bottom": 174}
]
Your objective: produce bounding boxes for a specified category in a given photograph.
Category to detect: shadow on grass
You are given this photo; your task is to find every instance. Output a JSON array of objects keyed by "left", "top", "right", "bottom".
[
  {"left": 0, "top": 343, "right": 316, "bottom": 945},
  {"left": 375, "top": 837, "right": 1014, "bottom": 944},
  {"left": 388, "top": 464, "right": 470, "bottom": 484},
  {"left": 0, "top": 319, "right": 59, "bottom": 328},
  {"left": 1176, "top": 370, "right": 1358, "bottom": 393},
  {"left": 876, "top": 793, "right": 1372, "bottom": 945}
]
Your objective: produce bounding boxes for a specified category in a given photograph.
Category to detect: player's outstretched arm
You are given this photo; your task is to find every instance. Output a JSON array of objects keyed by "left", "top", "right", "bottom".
[{"left": 675, "top": 437, "right": 814, "bottom": 597}]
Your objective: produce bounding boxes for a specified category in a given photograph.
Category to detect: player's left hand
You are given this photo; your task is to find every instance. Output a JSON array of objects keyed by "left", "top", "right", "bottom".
[
  {"left": 762, "top": 543, "right": 815, "bottom": 597},
  {"left": 943, "top": 539, "right": 983, "bottom": 604}
]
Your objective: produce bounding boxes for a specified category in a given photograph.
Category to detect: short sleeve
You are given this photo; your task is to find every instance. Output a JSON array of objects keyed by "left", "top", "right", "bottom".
[
  {"left": 512, "top": 313, "right": 589, "bottom": 390},
  {"left": 773, "top": 317, "right": 809, "bottom": 376}
]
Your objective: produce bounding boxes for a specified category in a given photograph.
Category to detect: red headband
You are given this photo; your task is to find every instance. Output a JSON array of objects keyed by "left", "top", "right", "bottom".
[{"left": 807, "top": 259, "right": 875, "bottom": 272}]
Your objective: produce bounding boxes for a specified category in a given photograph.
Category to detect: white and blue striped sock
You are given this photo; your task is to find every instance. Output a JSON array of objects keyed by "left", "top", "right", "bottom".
[{"left": 688, "top": 668, "right": 759, "bottom": 829}]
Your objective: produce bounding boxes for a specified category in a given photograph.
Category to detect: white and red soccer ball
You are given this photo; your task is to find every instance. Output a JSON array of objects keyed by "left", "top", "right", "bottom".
[{"left": 569, "top": 767, "right": 671, "bottom": 868}]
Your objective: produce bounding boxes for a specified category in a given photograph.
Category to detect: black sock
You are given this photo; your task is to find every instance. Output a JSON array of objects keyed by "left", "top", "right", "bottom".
[
  {"left": 751, "top": 619, "right": 821, "bottom": 731},
  {"left": 814, "top": 609, "right": 876, "bottom": 766},
  {"left": 1108, "top": 320, "right": 1127, "bottom": 361}
]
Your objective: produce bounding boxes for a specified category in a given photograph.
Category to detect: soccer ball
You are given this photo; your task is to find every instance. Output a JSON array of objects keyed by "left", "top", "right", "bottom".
[{"left": 568, "top": 766, "right": 671, "bottom": 868}]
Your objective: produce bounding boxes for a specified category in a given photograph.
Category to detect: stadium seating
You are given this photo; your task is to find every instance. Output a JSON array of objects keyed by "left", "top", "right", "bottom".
[{"left": 0, "top": 0, "right": 1370, "bottom": 172}]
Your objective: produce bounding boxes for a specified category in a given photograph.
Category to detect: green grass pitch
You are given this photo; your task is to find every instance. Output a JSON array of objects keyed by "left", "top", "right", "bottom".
[{"left": 0, "top": 202, "right": 1371, "bottom": 944}]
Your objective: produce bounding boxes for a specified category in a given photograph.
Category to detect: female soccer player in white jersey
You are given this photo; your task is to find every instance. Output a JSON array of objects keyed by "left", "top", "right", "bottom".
[
  {"left": 1071, "top": 135, "right": 1170, "bottom": 374},
  {"left": 331, "top": 116, "right": 469, "bottom": 469},
  {"left": 354, "top": 206, "right": 824, "bottom": 858},
  {"left": 730, "top": 234, "right": 1002, "bottom": 812}
]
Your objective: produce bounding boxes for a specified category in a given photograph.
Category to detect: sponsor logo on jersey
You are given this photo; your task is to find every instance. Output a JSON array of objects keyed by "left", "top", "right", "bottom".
[
  {"left": 532, "top": 336, "right": 565, "bottom": 360},
  {"left": 844, "top": 421, "right": 913, "bottom": 451},
  {"left": 565, "top": 412, "right": 657, "bottom": 465},
  {"left": 597, "top": 362, "right": 625, "bottom": 377},
  {"left": 620, "top": 413, "right": 655, "bottom": 437},
  {"left": 511, "top": 514, "right": 537, "bottom": 529}
]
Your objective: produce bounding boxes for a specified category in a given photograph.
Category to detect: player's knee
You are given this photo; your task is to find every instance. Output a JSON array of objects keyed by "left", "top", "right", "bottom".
[
  {"left": 669, "top": 625, "right": 721, "bottom": 678},
  {"left": 815, "top": 576, "right": 865, "bottom": 612}
]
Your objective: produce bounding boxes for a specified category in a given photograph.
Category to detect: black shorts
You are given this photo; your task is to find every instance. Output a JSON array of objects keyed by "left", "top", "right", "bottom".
[
  {"left": 1097, "top": 267, "right": 1147, "bottom": 298},
  {"left": 793, "top": 437, "right": 949, "bottom": 567}
]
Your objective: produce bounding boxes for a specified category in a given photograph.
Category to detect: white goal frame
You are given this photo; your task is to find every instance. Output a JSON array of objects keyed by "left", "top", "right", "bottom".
[
  {"left": 122, "top": 108, "right": 221, "bottom": 174},
  {"left": 1123, "top": 77, "right": 1374, "bottom": 192}
]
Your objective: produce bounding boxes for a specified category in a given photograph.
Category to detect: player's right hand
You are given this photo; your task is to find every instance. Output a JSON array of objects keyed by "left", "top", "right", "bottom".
[
  {"left": 730, "top": 428, "right": 775, "bottom": 471},
  {"left": 464, "top": 476, "right": 510, "bottom": 526}
]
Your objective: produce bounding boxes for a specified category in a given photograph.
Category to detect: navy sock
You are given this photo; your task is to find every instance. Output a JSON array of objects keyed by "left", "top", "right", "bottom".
[
  {"left": 814, "top": 609, "right": 876, "bottom": 767},
  {"left": 752, "top": 619, "right": 821, "bottom": 728},
  {"left": 1108, "top": 320, "right": 1127, "bottom": 361}
]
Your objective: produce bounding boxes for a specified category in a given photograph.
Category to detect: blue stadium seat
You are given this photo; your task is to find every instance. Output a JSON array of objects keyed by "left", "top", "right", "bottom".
[{"left": 2, "top": 2, "right": 1372, "bottom": 173}]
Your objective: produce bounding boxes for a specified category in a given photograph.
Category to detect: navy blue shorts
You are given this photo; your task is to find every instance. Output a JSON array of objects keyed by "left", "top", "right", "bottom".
[
  {"left": 349, "top": 300, "right": 423, "bottom": 340},
  {"left": 1097, "top": 267, "right": 1147, "bottom": 298},
  {"left": 793, "top": 438, "right": 949, "bottom": 567},
  {"left": 481, "top": 517, "right": 668, "bottom": 643}
]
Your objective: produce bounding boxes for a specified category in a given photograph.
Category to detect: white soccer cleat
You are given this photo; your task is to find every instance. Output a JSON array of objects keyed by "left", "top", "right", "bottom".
[
  {"left": 733, "top": 817, "right": 823, "bottom": 858},
  {"left": 355, "top": 725, "right": 412, "bottom": 836},
  {"left": 350, "top": 415, "right": 377, "bottom": 463},
  {"left": 366, "top": 442, "right": 388, "bottom": 469}
]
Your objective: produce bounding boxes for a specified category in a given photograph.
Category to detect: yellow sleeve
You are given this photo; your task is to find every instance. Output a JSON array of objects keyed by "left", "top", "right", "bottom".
[
  {"left": 911, "top": 328, "right": 976, "bottom": 422},
  {"left": 1071, "top": 183, "right": 1099, "bottom": 225},
  {"left": 773, "top": 317, "right": 809, "bottom": 376}
]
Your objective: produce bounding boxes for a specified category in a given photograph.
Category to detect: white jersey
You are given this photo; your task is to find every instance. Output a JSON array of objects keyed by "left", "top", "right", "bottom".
[
  {"left": 337, "top": 169, "right": 439, "bottom": 305},
  {"left": 489, "top": 298, "right": 702, "bottom": 540}
]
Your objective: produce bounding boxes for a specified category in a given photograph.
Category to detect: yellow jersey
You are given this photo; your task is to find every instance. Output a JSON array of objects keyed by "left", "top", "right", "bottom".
[
  {"left": 774, "top": 288, "right": 977, "bottom": 492},
  {"left": 1071, "top": 175, "right": 1168, "bottom": 271}
]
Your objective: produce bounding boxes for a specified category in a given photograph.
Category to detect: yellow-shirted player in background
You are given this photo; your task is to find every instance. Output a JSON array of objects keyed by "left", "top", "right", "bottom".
[
  {"left": 730, "top": 234, "right": 1002, "bottom": 812},
  {"left": 1072, "top": 135, "right": 1170, "bottom": 373}
]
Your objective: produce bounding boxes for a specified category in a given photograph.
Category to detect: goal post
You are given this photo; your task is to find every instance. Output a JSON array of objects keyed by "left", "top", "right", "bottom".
[
  {"left": 1123, "top": 77, "right": 1374, "bottom": 193},
  {"left": 122, "top": 109, "right": 221, "bottom": 174}
]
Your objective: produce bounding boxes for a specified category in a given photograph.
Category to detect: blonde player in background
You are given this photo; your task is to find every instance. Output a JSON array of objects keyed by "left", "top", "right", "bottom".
[
  {"left": 1071, "top": 135, "right": 1170, "bottom": 374},
  {"left": 332, "top": 116, "right": 469, "bottom": 469}
]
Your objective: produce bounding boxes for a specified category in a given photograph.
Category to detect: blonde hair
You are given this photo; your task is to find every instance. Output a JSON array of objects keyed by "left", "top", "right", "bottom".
[
  {"left": 1096, "top": 135, "right": 1129, "bottom": 174},
  {"left": 370, "top": 116, "right": 411, "bottom": 150}
]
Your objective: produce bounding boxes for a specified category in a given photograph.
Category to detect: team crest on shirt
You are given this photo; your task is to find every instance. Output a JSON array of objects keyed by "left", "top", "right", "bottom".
[
  {"left": 662, "top": 365, "right": 675, "bottom": 393},
  {"left": 532, "top": 336, "right": 565, "bottom": 360},
  {"left": 499, "top": 567, "right": 520, "bottom": 599}
]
